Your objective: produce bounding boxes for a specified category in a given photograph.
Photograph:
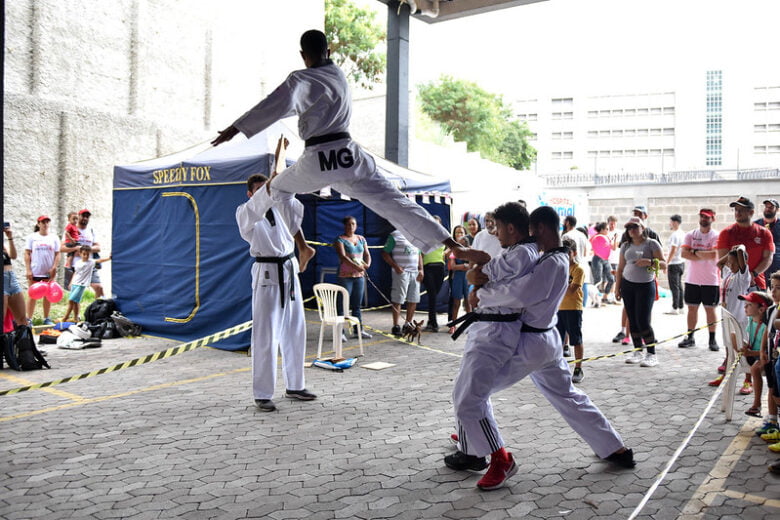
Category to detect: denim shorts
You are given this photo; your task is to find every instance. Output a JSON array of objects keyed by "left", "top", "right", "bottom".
[
  {"left": 4, "top": 270, "right": 22, "bottom": 296},
  {"left": 69, "top": 284, "right": 87, "bottom": 303}
]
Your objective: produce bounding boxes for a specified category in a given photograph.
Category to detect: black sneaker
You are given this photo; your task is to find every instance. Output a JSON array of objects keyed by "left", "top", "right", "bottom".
[
  {"left": 612, "top": 331, "right": 626, "bottom": 343},
  {"left": 606, "top": 448, "right": 636, "bottom": 468},
  {"left": 391, "top": 325, "right": 402, "bottom": 337},
  {"left": 285, "top": 389, "right": 317, "bottom": 401},
  {"left": 424, "top": 323, "right": 439, "bottom": 333},
  {"left": 444, "top": 450, "right": 488, "bottom": 471},
  {"left": 255, "top": 399, "right": 276, "bottom": 412},
  {"left": 708, "top": 340, "right": 720, "bottom": 351},
  {"left": 563, "top": 345, "right": 571, "bottom": 357},
  {"left": 572, "top": 367, "right": 584, "bottom": 383},
  {"left": 678, "top": 337, "right": 696, "bottom": 348},
  {"left": 402, "top": 322, "right": 413, "bottom": 334}
]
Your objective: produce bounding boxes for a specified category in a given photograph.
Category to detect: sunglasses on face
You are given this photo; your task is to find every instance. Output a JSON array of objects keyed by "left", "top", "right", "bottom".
[{"left": 626, "top": 225, "right": 640, "bottom": 231}]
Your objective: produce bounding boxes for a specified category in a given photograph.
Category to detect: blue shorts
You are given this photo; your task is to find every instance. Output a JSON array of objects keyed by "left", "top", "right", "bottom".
[
  {"left": 451, "top": 272, "right": 469, "bottom": 300},
  {"left": 69, "top": 284, "right": 87, "bottom": 303},
  {"left": 3, "top": 270, "right": 22, "bottom": 296},
  {"left": 774, "top": 357, "right": 780, "bottom": 399}
]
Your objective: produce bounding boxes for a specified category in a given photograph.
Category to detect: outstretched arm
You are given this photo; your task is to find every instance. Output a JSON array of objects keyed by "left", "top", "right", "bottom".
[{"left": 211, "top": 125, "right": 240, "bottom": 146}]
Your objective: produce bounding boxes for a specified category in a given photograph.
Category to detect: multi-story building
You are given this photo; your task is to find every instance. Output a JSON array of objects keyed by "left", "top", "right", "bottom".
[{"left": 514, "top": 70, "right": 780, "bottom": 175}]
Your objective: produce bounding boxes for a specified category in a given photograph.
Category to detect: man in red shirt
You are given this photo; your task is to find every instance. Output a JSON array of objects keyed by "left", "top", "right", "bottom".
[{"left": 716, "top": 196, "right": 775, "bottom": 290}]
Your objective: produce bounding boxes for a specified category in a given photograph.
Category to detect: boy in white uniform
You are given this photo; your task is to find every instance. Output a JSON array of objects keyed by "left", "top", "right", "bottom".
[
  {"left": 213, "top": 30, "right": 459, "bottom": 256},
  {"left": 446, "top": 206, "right": 634, "bottom": 491},
  {"left": 236, "top": 174, "right": 317, "bottom": 412}
]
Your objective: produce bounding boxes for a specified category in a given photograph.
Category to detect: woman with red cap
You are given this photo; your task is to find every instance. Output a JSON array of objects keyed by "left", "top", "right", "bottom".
[{"left": 24, "top": 216, "right": 60, "bottom": 324}]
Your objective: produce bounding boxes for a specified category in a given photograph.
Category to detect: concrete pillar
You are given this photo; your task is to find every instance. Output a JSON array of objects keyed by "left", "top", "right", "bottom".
[{"left": 385, "top": 1, "right": 410, "bottom": 166}]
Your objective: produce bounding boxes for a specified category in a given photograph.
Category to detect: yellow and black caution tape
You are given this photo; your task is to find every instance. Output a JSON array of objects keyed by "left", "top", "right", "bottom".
[
  {"left": 306, "top": 240, "right": 384, "bottom": 249},
  {"left": 567, "top": 320, "right": 722, "bottom": 365},
  {"left": 362, "top": 324, "right": 463, "bottom": 359},
  {"left": 0, "top": 321, "right": 253, "bottom": 397}
]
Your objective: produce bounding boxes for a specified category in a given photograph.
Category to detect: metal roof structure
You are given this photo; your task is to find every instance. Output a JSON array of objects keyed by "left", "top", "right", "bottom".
[{"left": 374, "top": 0, "right": 547, "bottom": 24}]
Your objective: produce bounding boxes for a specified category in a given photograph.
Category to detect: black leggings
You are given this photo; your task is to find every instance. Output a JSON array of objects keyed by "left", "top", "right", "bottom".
[
  {"left": 620, "top": 279, "right": 657, "bottom": 354},
  {"left": 422, "top": 263, "right": 445, "bottom": 326}
]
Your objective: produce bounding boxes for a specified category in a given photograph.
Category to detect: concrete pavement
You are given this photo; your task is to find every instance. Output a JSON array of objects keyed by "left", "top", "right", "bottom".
[{"left": 1, "top": 302, "right": 778, "bottom": 519}]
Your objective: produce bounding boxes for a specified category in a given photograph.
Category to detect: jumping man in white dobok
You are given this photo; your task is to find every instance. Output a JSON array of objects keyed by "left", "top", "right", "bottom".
[{"left": 214, "top": 30, "right": 470, "bottom": 258}]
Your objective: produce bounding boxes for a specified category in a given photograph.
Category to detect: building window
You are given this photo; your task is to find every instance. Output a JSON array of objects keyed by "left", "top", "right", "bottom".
[{"left": 705, "top": 70, "right": 723, "bottom": 166}]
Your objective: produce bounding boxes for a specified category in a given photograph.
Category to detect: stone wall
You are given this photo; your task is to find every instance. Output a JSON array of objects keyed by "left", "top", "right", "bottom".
[{"left": 3, "top": 0, "right": 322, "bottom": 295}]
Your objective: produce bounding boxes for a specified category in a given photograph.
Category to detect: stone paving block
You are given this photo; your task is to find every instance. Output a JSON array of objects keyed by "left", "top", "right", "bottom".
[{"left": 1, "top": 306, "right": 777, "bottom": 519}]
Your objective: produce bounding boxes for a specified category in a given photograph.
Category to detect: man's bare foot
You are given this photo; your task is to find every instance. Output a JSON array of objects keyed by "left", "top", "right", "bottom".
[{"left": 299, "top": 245, "right": 316, "bottom": 272}]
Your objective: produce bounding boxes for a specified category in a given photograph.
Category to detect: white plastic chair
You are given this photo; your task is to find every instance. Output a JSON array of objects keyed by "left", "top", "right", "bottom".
[
  {"left": 313, "top": 283, "right": 364, "bottom": 359},
  {"left": 720, "top": 308, "right": 746, "bottom": 422}
]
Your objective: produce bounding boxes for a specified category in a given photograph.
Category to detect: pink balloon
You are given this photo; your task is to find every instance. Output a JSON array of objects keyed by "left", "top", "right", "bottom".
[
  {"left": 45, "top": 282, "right": 64, "bottom": 303},
  {"left": 28, "top": 282, "right": 48, "bottom": 300}
]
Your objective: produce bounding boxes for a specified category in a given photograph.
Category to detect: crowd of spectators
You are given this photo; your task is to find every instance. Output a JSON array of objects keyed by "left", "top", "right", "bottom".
[{"left": 3, "top": 209, "right": 107, "bottom": 329}]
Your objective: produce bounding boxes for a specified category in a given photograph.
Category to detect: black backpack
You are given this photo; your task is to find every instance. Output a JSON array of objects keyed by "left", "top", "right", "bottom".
[
  {"left": 110, "top": 312, "right": 142, "bottom": 337},
  {"left": 1, "top": 325, "right": 50, "bottom": 371},
  {"left": 84, "top": 298, "right": 117, "bottom": 325}
]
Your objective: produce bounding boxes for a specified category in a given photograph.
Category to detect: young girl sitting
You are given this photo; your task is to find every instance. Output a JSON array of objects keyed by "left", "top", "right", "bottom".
[{"left": 739, "top": 291, "right": 773, "bottom": 416}]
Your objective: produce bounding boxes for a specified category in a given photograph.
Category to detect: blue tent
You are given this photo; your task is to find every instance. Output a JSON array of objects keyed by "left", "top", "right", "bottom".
[{"left": 112, "top": 124, "right": 451, "bottom": 350}]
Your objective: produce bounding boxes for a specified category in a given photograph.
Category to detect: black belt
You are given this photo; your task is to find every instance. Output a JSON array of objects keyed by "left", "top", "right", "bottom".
[
  {"left": 447, "top": 312, "right": 521, "bottom": 341},
  {"left": 521, "top": 323, "right": 553, "bottom": 333},
  {"left": 304, "top": 132, "right": 351, "bottom": 147},
  {"left": 255, "top": 252, "right": 296, "bottom": 307}
]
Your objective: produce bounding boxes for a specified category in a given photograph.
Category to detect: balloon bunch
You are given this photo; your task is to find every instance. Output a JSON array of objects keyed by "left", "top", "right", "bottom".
[{"left": 28, "top": 281, "right": 64, "bottom": 303}]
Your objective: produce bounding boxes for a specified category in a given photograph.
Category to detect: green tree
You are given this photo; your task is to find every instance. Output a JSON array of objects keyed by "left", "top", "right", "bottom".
[
  {"left": 325, "top": 0, "right": 386, "bottom": 89},
  {"left": 417, "top": 76, "right": 537, "bottom": 170}
]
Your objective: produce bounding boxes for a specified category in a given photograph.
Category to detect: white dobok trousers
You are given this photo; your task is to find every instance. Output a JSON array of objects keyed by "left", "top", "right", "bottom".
[
  {"left": 273, "top": 139, "right": 450, "bottom": 253},
  {"left": 452, "top": 323, "right": 625, "bottom": 458},
  {"left": 251, "top": 260, "right": 306, "bottom": 400}
]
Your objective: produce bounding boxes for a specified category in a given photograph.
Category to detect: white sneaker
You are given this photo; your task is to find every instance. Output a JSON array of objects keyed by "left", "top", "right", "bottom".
[
  {"left": 640, "top": 353, "right": 658, "bottom": 367},
  {"left": 625, "top": 351, "right": 643, "bottom": 364},
  {"left": 664, "top": 309, "right": 678, "bottom": 315},
  {"left": 677, "top": 309, "right": 685, "bottom": 315}
]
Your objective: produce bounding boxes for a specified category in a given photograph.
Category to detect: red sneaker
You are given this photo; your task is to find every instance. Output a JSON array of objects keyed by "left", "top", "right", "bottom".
[
  {"left": 477, "top": 453, "right": 517, "bottom": 490},
  {"left": 708, "top": 375, "right": 723, "bottom": 387},
  {"left": 450, "top": 433, "right": 459, "bottom": 445}
]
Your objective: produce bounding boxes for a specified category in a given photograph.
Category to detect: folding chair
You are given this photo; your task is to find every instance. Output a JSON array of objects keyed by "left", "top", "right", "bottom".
[{"left": 313, "top": 283, "right": 364, "bottom": 359}]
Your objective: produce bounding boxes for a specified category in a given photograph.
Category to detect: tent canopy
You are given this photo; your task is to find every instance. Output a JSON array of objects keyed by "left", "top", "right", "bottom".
[{"left": 112, "top": 123, "right": 451, "bottom": 350}]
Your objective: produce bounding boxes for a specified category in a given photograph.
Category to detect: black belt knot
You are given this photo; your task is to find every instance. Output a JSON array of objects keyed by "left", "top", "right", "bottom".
[
  {"left": 255, "top": 252, "right": 296, "bottom": 307},
  {"left": 446, "top": 312, "right": 522, "bottom": 341},
  {"left": 304, "top": 132, "right": 351, "bottom": 147}
]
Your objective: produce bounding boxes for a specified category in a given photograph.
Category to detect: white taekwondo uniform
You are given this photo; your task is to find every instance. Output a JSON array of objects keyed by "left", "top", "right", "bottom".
[
  {"left": 453, "top": 246, "right": 625, "bottom": 459},
  {"left": 236, "top": 187, "right": 306, "bottom": 400},
  {"left": 231, "top": 61, "right": 450, "bottom": 253}
]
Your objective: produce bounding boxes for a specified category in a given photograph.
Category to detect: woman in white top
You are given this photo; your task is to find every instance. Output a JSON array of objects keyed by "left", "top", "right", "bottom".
[{"left": 24, "top": 216, "right": 61, "bottom": 324}]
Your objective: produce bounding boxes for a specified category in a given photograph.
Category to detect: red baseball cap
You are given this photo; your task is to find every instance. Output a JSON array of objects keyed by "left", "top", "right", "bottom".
[
  {"left": 699, "top": 208, "right": 716, "bottom": 218},
  {"left": 37, "top": 215, "right": 51, "bottom": 222},
  {"left": 738, "top": 292, "right": 772, "bottom": 306},
  {"left": 79, "top": 209, "right": 92, "bottom": 216}
]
